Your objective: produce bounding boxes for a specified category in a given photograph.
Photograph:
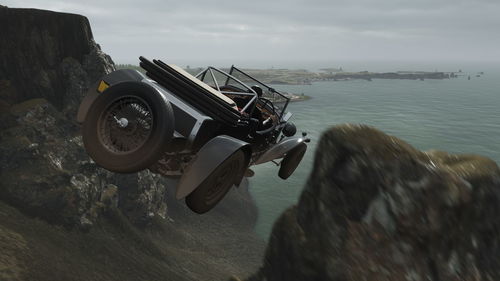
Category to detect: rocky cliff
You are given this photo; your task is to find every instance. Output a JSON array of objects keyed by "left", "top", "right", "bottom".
[
  {"left": 5, "top": 6, "right": 500, "bottom": 281},
  {"left": 0, "top": 7, "right": 264, "bottom": 281},
  {"left": 0, "top": 7, "right": 114, "bottom": 118},
  {"left": 244, "top": 124, "right": 500, "bottom": 281},
  {"left": 0, "top": 7, "right": 165, "bottom": 228}
]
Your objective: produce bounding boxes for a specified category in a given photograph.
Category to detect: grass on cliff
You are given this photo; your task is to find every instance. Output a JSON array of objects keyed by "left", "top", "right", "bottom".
[
  {"left": 0, "top": 201, "right": 185, "bottom": 281},
  {"left": 0, "top": 200, "right": 251, "bottom": 281}
]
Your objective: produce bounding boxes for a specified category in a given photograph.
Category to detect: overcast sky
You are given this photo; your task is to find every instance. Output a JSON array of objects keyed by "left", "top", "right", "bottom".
[{"left": 4, "top": 0, "right": 500, "bottom": 67}]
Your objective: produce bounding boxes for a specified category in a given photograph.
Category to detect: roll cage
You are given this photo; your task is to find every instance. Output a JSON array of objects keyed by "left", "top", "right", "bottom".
[{"left": 195, "top": 66, "right": 291, "bottom": 122}]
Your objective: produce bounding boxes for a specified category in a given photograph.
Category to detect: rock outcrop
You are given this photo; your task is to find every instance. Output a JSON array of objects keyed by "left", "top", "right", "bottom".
[
  {"left": 0, "top": 98, "right": 170, "bottom": 227},
  {"left": 247, "top": 124, "right": 500, "bottom": 281},
  {"left": 0, "top": 7, "right": 169, "bottom": 228},
  {"left": 0, "top": 7, "right": 114, "bottom": 118},
  {"left": 0, "top": 7, "right": 264, "bottom": 280},
  {"left": 0, "top": 7, "right": 264, "bottom": 281}
]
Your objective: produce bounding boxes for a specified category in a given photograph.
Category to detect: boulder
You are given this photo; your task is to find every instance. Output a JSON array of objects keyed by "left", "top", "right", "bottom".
[{"left": 249, "top": 124, "right": 500, "bottom": 281}]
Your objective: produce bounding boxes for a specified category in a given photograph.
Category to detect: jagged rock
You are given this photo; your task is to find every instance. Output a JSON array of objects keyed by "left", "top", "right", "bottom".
[
  {"left": 0, "top": 97, "right": 265, "bottom": 278},
  {"left": 0, "top": 7, "right": 168, "bottom": 228},
  {"left": 0, "top": 99, "right": 168, "bottom": 227},
  {"left": 113, "top": 171, "right": 169, "bottom": 226},
  {"left": 0, "top": 7, "right": 114, "bottom": 118},
  {"left": 249, "top": 124, "right": 500, "bottom": 281}
]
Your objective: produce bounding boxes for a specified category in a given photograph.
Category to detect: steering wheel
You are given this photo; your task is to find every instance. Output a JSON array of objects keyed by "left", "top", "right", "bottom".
[
  {"left": 254, "top": 119, "right": 277, "bottom": 136},
  {"left": 254, "top": 97, "right": 278, "bottom": 135},
  {"left": 258, "top": 97, "right": 276, "bottom": 116}
]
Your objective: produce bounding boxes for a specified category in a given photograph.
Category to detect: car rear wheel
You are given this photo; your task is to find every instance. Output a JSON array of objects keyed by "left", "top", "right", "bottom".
[
  {"left": 186, "top": 150, "right": 246, "bottom": 214},
  {"left": 82, "top": 81, "right": 174, "bottom": 173},
  {"left": 278, "top": 142, "right": 307, "bottom": 179}
]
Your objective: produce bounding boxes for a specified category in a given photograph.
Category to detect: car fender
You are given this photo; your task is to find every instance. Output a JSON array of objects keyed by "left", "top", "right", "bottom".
[
  {"left": 253, "top": 136, "right": 307, "bottom": 165},
  {"left": 76, "top": 69, "right": 145, "bottom": 123},
  {"left": 176, "top": 135, "right": 251, "bottom": 199}
]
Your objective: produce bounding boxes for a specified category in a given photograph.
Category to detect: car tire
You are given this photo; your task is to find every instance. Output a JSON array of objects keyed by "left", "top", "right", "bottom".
[
  {"left": 278, "top": 142, "right": 307, "bottom": 179},
  {"left": 186, "top": 150, "right": 246, "bottom": 214},
  {"left": 82, "top": 81, "right": 174, "bottom": 173}
]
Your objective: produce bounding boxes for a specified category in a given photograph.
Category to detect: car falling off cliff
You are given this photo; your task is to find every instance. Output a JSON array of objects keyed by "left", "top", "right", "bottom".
[{"left": 77, "top": 57, "right": 309, "bottom": 214}]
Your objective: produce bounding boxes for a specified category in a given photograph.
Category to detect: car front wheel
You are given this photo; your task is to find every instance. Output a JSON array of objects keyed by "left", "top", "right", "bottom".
[
  {"left": 186, "top": 150, "right": 246, "bottom": 214},
  {"left": 278, "top": 142, "right": 307, "bottom": 179}
]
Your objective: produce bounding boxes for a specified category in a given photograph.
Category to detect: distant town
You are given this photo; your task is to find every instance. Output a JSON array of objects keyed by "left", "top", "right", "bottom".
[
  {"left": 115, "top": 64, "right": 483, "bottom": 102},
  {"left": 116, "top": 64, "right": 479, "bottom": 86}
]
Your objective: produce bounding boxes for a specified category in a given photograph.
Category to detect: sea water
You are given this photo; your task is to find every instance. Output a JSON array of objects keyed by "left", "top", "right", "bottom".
[{"left": 249, "top": 64, "right": 500, "bottom": 240}]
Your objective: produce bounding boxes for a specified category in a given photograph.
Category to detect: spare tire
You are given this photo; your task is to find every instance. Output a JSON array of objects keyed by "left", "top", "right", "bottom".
[{"left": 82, "top": 81, "right": 174, "bottom": 173}]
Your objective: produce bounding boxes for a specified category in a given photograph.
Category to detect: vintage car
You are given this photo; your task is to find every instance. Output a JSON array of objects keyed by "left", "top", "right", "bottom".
[{"left": 77, "top": 57, "right": 309, "bottom": 213}]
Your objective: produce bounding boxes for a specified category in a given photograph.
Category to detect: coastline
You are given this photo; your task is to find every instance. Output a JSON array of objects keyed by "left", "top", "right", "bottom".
[
  {"left": 285, "top": 93, "right": 311, "bottom": 102},
  {"left": 114, "top": 64, "right": 476, "bottom": 103},
  {"left": 267, "top": 91, "right": 311, "bottom": 104},
  {"left": 115, "top": 64, "right": 462, "bottom": 85}
]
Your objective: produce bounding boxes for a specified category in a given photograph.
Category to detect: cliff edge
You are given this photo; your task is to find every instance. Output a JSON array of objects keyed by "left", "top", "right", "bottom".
[
  {"left": 0, "top": 7, "right": 114, "bottom": 117},
  {"left": 244, "top": 124, "right": 500, "bottom": 281},
  {"left": 0, "top": 7, "right": 264, "bottom": 281}
]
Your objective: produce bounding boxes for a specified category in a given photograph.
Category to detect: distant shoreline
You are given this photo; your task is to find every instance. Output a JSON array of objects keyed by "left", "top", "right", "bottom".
[
  {"left": 286, "top": 94, "right": 311, "bottom": 102},
  {"left": 116, "top": 64, "right": 481, "bottom": 86},
  {"left": 246, "top": 69, "right": 457, "bottom": 85}
]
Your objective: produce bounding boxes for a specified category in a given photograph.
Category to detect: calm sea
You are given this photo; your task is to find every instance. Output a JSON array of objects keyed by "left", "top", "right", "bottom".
[{"left": 249, "top": 63, "right": 500, "bottom": 240}]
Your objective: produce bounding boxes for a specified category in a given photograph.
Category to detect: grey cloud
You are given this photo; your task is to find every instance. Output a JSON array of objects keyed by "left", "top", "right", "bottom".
[{"left": 4, "top": 0, "right": 499, "bottom": 64}]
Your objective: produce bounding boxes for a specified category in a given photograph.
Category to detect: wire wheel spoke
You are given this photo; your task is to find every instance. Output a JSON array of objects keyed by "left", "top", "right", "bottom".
[{"left": 98, "top": 95, "right": 153, "bottom": 154}]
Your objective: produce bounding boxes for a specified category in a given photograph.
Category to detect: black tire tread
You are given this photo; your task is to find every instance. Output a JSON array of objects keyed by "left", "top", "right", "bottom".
[
  {"left": 278, "top": 143, "right": 307, "bottom": 180},
  {"left": 186, "top": 150, "right": 246, "bottom": 214}
]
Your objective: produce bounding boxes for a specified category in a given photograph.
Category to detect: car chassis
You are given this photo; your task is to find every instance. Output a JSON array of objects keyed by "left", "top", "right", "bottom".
[{"left": 77, "top": 57, "right": 309, "bottom": 213}]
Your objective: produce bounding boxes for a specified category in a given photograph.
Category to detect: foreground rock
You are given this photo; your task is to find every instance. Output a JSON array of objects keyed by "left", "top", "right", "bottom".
[{"left": 247, "top": 124, "right": 500, "bottom": 281}]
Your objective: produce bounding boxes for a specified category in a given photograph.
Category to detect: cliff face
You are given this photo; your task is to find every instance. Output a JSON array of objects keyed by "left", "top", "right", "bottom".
[
  {"left": 0, "top": 7, "right": 114, "bottom": 117},
  {"left": 245, "top": 125, "right": 500, "bottom": 281},
  {"left": 0, "top": 98, "right": 170, "bottom": 227},
  {"left": 0, "top": 7, "right": 264, "bottom": 281},
  {"left": 0, "top": 7, "right": 165, "bottom": 228}
]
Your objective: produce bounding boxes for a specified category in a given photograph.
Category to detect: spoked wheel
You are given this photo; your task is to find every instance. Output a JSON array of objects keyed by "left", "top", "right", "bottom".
[
  {"left": 278, "top": 142, "right": 307, "bottom": 179},
  {"left": 82, "top": 81, "right": 174, "bottom": 173},
  {"left": 186, "top": 150, "right": 246, "bottom": 214},
  {"left": 98, "top": 96, "right": 153, "bottom": 154}
]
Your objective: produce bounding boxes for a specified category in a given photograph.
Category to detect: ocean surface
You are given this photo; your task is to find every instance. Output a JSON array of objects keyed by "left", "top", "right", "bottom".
[{"left": 249, "top": 65, "right": 500, "bottom": 240}]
